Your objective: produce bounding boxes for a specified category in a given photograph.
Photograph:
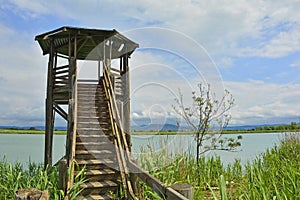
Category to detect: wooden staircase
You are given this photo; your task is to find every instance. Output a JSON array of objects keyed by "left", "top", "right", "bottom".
[{"left": 75, "top": 83, "right": 121, "bottom": 200}]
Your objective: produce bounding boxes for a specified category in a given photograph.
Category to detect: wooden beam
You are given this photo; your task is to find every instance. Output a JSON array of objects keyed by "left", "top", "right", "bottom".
[
  {"left": 65, "top": 34, "right": 78, "bottom": 193},
  {"left": 44, "top": 39, "right": 55, "bottom": 167},
  {"left": 122, "top": 54, "right": 131, "bottom": 151},
  {"left": 53, "top": 103, "right": 68, "bottom": 121},
  {"left": 128, "top": 162, "right": 189, "bottom": 200}
]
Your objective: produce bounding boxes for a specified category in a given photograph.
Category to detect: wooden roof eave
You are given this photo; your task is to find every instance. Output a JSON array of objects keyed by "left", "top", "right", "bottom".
[{"left": 35, "top": 26, "right": 139, "bottom": 60}]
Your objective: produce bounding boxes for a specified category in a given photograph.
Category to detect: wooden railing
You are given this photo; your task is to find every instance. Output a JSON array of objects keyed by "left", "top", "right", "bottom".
[
  {"left": 110, "top": 68, "right": 123, "bottom": 96},
  {"left": 54, "top": 64, "right": 69, "bottom": 87},
  {"left": 103, "top": 67, "right": 136, "bottom": 200},
  {"left": 53, "top": 64, "right": 72, "bottom": 104},
  {"left": 103, "top": 67, "right": 188, "bottom": 200}
]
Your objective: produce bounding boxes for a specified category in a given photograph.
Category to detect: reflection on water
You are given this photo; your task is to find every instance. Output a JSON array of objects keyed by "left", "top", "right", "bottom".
[{"left": 0, "top": 133, "right": 283, "bottom": 165}]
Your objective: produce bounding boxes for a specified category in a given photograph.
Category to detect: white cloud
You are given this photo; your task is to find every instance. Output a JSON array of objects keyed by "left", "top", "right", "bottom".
[
  {"left": 241, "top": 28, "right": 300, "bottom": 58},
  {"left": 225, "top": 80, "right": 300, "bottom": 125},
  {"left": 2, "top": 0, "right": 49, "bottom": 18},
  {"left": 6, "top": 0, "right": 300, "bottom": 58},
  {"left": 1, "top": 0, "right": 300, "bottom": 127},
  {"left": 0, "top": 23, "right": 48, "bottom": 126}
]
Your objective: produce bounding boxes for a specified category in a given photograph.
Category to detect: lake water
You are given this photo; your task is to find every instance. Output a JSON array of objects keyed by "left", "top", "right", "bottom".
[
  {"left": 131, "top": 133, "right": 284, "bottom": 165},
  {"left": 0, "top": 133, "right": 285, "bottom": 166}
]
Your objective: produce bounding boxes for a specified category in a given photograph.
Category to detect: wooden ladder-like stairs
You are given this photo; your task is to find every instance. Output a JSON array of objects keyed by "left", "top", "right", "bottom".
[{"left": 75, "top": 83, "right": 121, "bottom": 200}]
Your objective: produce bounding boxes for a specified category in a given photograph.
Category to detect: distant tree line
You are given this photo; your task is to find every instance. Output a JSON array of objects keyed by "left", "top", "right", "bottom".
[{"left": 255, "top": 122, "right": 299, "bottom": 131}]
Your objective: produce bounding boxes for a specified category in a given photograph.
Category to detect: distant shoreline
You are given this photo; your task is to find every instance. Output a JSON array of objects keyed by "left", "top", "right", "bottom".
[
  {"left": 0, "top": 128, "right": 298, "bottom": 135},
  {"left": 0, "top": 129, "right": 66, "bottom": 135}
]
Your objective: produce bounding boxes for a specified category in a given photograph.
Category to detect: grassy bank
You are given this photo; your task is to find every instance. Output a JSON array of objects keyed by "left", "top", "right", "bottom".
[
  {"left": 137, "top": 134, "right": 300, "bottom": 199},
  {"left": 0, "top": 160, "right": 85, "bottom": 199},
  {"left": 0, "top": 128, "right": 66, "bottom": 135}
]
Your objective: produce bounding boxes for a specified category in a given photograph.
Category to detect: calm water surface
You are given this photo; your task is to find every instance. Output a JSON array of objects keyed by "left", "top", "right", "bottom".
[
  {"left": 0, "top": 134, "right": 66, "bottom": 165},
  {"left": 131, "top": 133, "right": 284, "bottom": 165},
  {"left": 0, "top": 133, "right": 284, "bottom": 166}
]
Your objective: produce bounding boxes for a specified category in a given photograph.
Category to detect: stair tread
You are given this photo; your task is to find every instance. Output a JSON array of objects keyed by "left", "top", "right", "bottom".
[
  {"left": 81, "top": 180, "right": 118, "bottom": 188},
  {"left": 77, "top": 127, "right": 107, "bottom": 131},
  {"left": 75, "top": 194, "right": 114, "bottom": 200},
  {"left": 76, "top": 149, "right": 112, "bottom": 154},
  {"left": 76, "top": 141, "right": 113, "bottom": 145},
  {"left": 84, "top": 169, "right": 116, "bottom": 176},
  {"left": 76, "top": 159, "right": 114, "bottom": 165},
  {"left": 77, "top": 134, "right": 112, "bottom": 138},
  {"left": 77, "top": 122, "right": 109, "bottom": 125}
]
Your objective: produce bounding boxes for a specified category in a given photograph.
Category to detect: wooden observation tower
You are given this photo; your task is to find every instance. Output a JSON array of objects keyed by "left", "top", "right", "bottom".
[{"left": 35, "top": 26, "right": 188, "bottom": 200}]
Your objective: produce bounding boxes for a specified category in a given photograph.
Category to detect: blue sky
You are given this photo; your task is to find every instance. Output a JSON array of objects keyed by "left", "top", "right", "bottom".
[{"left": 0, "top": 0, "right": 300, "bottom": 126}]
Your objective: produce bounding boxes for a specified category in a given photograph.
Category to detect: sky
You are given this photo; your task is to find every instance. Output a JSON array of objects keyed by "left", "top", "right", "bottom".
[{"left": 0, "top": 0, "right": 300, "bottom": 127}]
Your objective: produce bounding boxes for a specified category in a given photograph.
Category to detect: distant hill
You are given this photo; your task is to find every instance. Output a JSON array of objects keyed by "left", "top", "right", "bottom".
[
  {"left": 131, "top": 123, "right": 179, "bottom": 132},
  {"left": 226, "top": 123, "right": 300, "bottom": 131}
]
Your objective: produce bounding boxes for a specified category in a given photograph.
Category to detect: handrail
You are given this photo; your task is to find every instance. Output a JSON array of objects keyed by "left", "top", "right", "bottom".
[
  {"left": 103, "top": 67, "right": 136, "bottom": 200},
  {"left": 102, "top": 67, "right": 188, "bottom": 200}
]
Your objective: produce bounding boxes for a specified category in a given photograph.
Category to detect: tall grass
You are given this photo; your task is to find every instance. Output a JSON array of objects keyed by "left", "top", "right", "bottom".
[
  {"left": 240, "top": 134, "right": 300, "bottom": 199},
  {"left": 138, "top": 133, "right": 300, "bottom": 199},
  {"left": 0, "top": 158, "right": 85, "bottom": 199}
]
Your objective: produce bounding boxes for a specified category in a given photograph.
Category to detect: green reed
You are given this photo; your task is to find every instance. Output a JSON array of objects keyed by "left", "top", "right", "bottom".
[
  {"left": 240, "top": 134, "right": 300, "bottom": 200},
  {"left": 0, "top": 158, "right": 85, "bottom": 200},
  {"left": 138, "top": 133, "right": 300, "bottom": 200}
]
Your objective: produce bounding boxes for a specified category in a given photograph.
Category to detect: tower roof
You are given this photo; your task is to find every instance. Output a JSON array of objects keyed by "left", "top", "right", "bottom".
[{"left": 35, "top": 26, "right": 139, "bottom": 60}]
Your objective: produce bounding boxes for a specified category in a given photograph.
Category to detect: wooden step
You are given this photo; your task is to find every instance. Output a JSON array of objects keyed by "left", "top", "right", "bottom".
[
  {"left": 77, "top": 128, "right": 112, "bottom": 133},
  {"left": 77, "top": 123, "right": 110, "bottom": 129},
  {"left": 75, "top": 150, "right": 114, "bottom": 160},
  {"left": 76, "top": 134, "right": 114, "bottom": 141},
  {"left": 76, "top": 125, "right": 110, "bottom": 129},
  {"left": 76, "top": 159, "right": 118, "bottom": 170},
  {"left": 76, "top": 129, "right": 111, "bottom": 135},
  {"left": 76, "top": 159, "right": 115, "bottom": 166},
  {"left": 76, "top": 149, "right": 112, "bottom": 155},
  {"left": 76, "top": 142, "right": 114, "bottom": 151},
  {"left": 81, "top": 180, "right": 118, "bottom": 189},
  {"left": 77, "top": 117, "right": 109, "bottom": 123},
  {"left": 77, "top": 93, "right": 105, "bottom": 97},
  {"left": 75, "top": 169, "right": 120, "bottom": 182},
  {"left": 77, "top": 104, "right": 106, "bottom": 109},
  {"left": 80, "top": 180, "right": 119, "bottom": 195},
  {"left": 77, "top": 110, "right": 108, "bottom": 116},
  {"left": 75, "top": 194, "right": 115, "bottom": 200},
  {"left": 77, "top": 104, "right": 107, "bottom": 109}
]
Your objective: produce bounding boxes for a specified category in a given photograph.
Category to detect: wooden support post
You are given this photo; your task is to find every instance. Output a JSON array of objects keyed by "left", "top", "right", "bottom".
[
  {"left": 44, "top": 40, "right": 54, "bottom": 168},
  {"left": 65, "top": 34, "right": 77, "bottom": 166},
  {"left": 58, "top": 158, "right": 68, "bottom": 192},
  {"left": 122, "top": 54, "right": 131, "bottom": 151},
  {"left": 65, "top": 35, "right": 78, "bottom": 197},
  {"left": 66, "top": 57, "right": 77, "bottom": 164},
  {"left": 171, "top": 183, "right": 194, "bottom": 200}
]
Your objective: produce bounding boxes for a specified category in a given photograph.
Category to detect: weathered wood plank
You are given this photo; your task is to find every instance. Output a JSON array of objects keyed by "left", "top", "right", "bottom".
[
  {"left": 55, "top": 64, "right": 69, "bottom": 71},
  {"left": 128, "top": 162, "right": 189, "bottom": 200}
]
